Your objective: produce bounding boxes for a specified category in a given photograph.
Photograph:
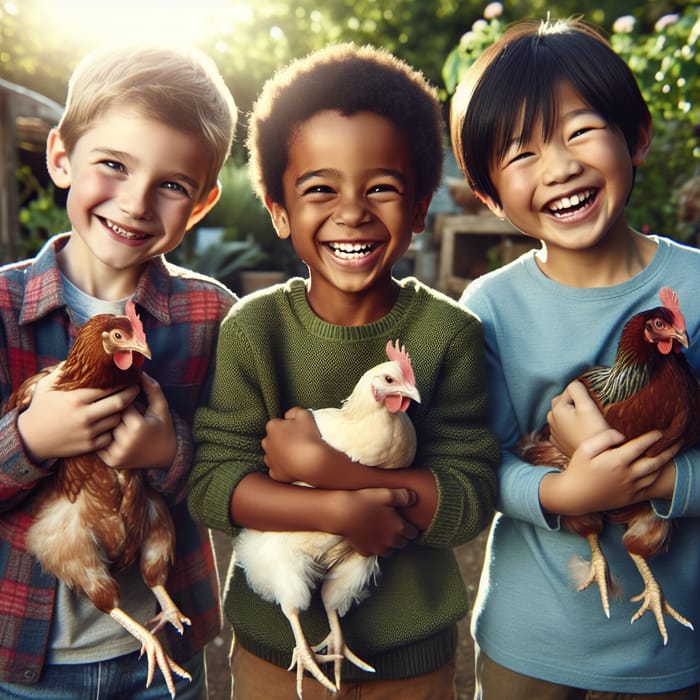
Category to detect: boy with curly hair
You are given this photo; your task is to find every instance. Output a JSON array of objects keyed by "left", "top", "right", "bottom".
[{"left": 189, "top": 43, "right": 499, "bottom": 699}]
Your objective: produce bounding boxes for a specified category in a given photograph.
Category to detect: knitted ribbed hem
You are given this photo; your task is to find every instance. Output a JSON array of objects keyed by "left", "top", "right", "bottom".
[{"left": 235, "top": 624, "right": 458, "bottom": 681}]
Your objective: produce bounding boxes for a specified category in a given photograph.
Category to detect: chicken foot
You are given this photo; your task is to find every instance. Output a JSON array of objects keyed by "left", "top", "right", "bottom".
[
  {"left": 571, "top": 533, "right": 614, "bottom": 618},
  {"left": 110, "top": 607, "right": 191, "bottom": 698},
  {"left": 628, "top": 553, "right": 694, "bottom": 645},
  {"left": 282, "top": 605, "right": 343, "bottom": 698},
  {"left": 313, "top": 607, "right": 375, "bottom": 691},
  {"left": 146, "top": 584, "right": 192, "bottom": 635}
]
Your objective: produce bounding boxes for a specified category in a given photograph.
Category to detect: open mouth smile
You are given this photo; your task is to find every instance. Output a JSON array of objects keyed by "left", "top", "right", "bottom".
[
  {"left": 547, "top": 189, "right": 596, "bottom": 218},
  {"left": 102, "top": 217, "right": 148, "bottom": 240},
  {"left": 327, "top": 241, "right": 379, "bottom": 260}
]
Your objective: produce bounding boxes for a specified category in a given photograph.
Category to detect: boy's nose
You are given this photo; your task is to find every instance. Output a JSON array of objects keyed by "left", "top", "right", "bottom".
[
  {"left": 119, "top": 185, "right": 153, "bottom": 221},
  {"left": 331, "top": 196, "right": 371, "bottom": 228},
  {"left": 541, "top": 144, "right": 583, "bottom": 186}
]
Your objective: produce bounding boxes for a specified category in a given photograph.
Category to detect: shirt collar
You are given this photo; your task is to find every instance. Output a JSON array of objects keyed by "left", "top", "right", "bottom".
[{"left": 19, "top": 233, "right": 174, "bottom": 327}]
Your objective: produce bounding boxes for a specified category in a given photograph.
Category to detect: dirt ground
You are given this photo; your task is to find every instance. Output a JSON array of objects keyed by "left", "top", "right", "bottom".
[{"left": 204, "top": 529, "right": 487, "bottom": 699}]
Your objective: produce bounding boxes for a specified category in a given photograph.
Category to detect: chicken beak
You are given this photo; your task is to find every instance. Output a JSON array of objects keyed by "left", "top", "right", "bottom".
[
  {"left": 404, "top": 384, "right": 421, "bottom": 404},
  {"left": 133, "top": 341, "right": 152, "bottom": 361},
  {"left": 677, "top": 330, "right": 690, "bottom": 349}
]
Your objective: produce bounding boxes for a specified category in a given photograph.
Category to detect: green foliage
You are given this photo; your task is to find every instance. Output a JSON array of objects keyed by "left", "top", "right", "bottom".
[
  {"left": 197, "top": 158, "right": 298, "bottom": 275},
  {"left": 611, "top": 9, "right": 700, "bottom": 239},
  {"left": 441, "top": 3, "right": 700, "bottom": 240},
  {"left": 16, "top": 165, "right": 70, "bottom": 257}
]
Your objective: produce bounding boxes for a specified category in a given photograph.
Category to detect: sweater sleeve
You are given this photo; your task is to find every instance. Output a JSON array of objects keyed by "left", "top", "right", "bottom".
[
  {"left": 417, "top": 316, "right": 500, "bottom": 548},
  {"left": 188, "top": 315, "right": 269, "bottom": 535}
]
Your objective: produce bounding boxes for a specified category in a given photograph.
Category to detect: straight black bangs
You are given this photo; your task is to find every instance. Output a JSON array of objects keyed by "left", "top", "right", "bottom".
[{"left": 461, "top": 27, "right": 649, "bottom": 203}]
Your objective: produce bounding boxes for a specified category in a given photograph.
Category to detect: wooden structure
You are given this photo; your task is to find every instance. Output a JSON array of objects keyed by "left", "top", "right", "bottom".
[{"left": 434, "top": 213, "right": 537, "bottom": 297}]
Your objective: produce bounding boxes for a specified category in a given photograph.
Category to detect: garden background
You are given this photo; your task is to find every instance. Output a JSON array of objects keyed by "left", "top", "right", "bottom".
[{"left": 1, "top": 1, "right": 699, "bottom": 697}]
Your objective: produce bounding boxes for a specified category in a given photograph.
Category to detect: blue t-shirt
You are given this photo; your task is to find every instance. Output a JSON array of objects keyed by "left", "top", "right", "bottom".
[{"left": 462, "top": 235, "right": 700, "bottom": 692}]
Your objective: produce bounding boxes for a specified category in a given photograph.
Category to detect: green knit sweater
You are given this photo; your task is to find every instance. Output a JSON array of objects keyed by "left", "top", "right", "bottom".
[{"left": 189, "top": 276, "right": 499, "bottom": 680}]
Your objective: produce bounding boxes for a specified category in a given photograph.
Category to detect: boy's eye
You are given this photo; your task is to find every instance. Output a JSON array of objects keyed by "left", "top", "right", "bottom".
[
  {"left": 162, "top": 181, "right": 191, "bottom": 197},
  {"left": 505, "top": 151, "right": 533, "bottom": 166},
  {"left": 100, "top": 159, "right": 126, "bottom": 173},
  {"left": 368, "top": 183, "right": 401, "bottom": 195},
  {"left": 570, "top": 127, "right": 592, "bottom": 140},
  {"left": 301, "top": 184, "right": 334, "bottom": 196}
]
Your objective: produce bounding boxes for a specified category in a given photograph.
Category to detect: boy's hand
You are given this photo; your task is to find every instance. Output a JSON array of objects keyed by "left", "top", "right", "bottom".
[
  {"left": 332, "top": 487, "right": 418, "bottom": 557},
  {"left": 547, "top": 381, "right": 610, "bottom": 456},
  {"left": 17, "top": 365, "right": 140, "bottom": 463},
  {"left": 263, "top": 407, "right": 333, "bottom": 486},
  {"left": 97, "top": 373, "right": 176, "bottom": 470},
  {"left": 539, "top": 428, "right": 680, "bottom": 515}
]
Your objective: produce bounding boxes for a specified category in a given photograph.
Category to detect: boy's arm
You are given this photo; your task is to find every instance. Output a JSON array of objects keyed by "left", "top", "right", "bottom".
[
  {"left": 0, "top": 368, "right": 140, "bottom": 510},
  {"left": 231, "top": 470, "right": 418, "bottom": 556},
  {"left": 263, "top": 321, "right": 500, "bottom": 546},
  {"left": 262, "top": 407, "right": 438, "bottom": 530}
]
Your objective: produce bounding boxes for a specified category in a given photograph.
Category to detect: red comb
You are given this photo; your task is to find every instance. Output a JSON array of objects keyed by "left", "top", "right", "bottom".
[
  {"left": 659, "top": 287, "right": 686, "bottom": 331},
  {"left": 385, "top": 339, "right": 415, "bottom": 386},
  {"left": 125, "top": 299, "right": 147, "bottom": 345}
]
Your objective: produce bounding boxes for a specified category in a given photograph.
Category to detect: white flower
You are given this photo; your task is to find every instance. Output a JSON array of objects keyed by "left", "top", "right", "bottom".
[
  {"left": 655, "top": 14, "right": 679, "bottom": 32},
  {"left": 483, "top": 2, "right": 503, "bottom": 20},
  {"left": 460, "top": 30, "right": 477, "bottom": 47},
  {"left": 613, "top": 15, "right": 636, "bottom": 34},
  {"left": 472, "top": 18, "right": 488, "bottom": 32}
]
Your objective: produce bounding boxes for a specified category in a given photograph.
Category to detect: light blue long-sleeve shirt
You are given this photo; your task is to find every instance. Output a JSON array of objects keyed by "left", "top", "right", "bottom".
[{"left": 461, "top": 235, "right": 700, "bottom": 692}]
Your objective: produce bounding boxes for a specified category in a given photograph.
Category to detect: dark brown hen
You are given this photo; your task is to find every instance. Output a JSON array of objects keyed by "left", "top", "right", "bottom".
[{"left": 519, "top": 287, "right": 700, "bottom": 643}]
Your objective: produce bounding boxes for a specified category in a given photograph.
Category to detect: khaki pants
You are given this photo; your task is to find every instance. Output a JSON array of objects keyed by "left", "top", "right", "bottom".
[
  {"left": 230, "top": 642, "right": 457, "bottom": 700},
  {"left": 475, "top": 647, "right": 699, "bottom": 700}
]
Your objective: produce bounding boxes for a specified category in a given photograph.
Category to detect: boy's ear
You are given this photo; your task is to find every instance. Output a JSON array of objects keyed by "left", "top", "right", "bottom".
[
  {"left": 631, "top": 119, "right": 652, "bottom": 167},
  {"left": 411, "top": 195, "right": 433, "bottom": 233},
  {"left": 186, "top": 184, "right": 222, "bottom": 230},
  {"left": 46, "top": 128, "right": 72, "bottom": 189},
  {"left": 477, "top": 191, "right": 506, "bottom": 220},
  {"left": 265, "top": 196, "right": 291, "bottom": 239}
]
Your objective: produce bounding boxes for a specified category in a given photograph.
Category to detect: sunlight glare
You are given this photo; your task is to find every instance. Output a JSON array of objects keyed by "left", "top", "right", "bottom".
[{"left": 35, "top": 0, "right": 255, "bottom": 50}]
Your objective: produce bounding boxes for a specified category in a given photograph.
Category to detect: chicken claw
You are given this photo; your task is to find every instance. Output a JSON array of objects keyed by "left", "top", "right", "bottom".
[
  {"left": 110, "top": 608, "right": 191, "bottom": 698},
  {"left": 313, "top": 608, "right": 375, "bottom": 690},
  {"left": 147, "top": 584, "right": 192, "bottom": 635},
  {"left": 628, "top": 553, "right": 694, "bottom": 645},
  {"left": 570, "top": 534, "right": 615, "bottom": 618},
  {"left": 283, "top": 606, "right": 341, "bottom": 697}
]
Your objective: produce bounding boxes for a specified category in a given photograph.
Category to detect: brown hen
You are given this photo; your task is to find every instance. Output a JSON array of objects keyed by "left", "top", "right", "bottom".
[
  {"left": 8, "top": 301, "right": 191, "bottom": 697},
  {"left": 519, "top": 287, "right": 700, "bottom": 643}
]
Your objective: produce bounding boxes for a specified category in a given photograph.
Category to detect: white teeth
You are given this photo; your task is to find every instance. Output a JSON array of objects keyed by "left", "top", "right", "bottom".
[
  {"left": 328, "top": 242, "right": 375, "bottom": 259},
  {"left": 105, "top": 219, "right": 144, "bottom": 239},
  {"left": 550, "top": 190, "right": 593, "bottom": 213}
]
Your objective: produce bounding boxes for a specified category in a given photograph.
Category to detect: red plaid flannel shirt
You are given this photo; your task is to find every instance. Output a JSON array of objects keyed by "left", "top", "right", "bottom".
[{"left": 0, "top": 234, "right": 236, "bottom": 683}]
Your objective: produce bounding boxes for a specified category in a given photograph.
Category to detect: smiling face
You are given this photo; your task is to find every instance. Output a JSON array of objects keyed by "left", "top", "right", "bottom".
[
  {"left": 483, "top": 81, "right": 650, "bottom": 261},
  {"left": 47, "top": 104, "right": 218, "bottom": 297},
  {"left": 268, "top": 110, "right": 430, "bottom": 324}
]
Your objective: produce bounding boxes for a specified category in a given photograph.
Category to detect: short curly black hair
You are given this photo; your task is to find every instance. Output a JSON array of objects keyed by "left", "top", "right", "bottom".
[{"left": 247, "top": 42, "right": 444, "bottom": 206}]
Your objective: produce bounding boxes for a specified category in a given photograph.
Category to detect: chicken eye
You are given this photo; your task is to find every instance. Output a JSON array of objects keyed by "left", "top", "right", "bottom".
[
  {"left": 114, "top": 331, "right": 123, "bottom": 340},
  {"left": 385, "top": 376, "right": 394, "bottom": 383}
]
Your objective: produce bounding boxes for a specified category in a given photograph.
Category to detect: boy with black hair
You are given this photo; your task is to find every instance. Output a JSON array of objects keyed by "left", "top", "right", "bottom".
[{"left": 453, "top": 17, "right": 700, "bottom": 698}]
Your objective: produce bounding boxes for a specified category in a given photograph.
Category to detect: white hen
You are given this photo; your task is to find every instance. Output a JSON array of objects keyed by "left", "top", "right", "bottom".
[{"left": 234, "top": 339, "right": 420, "bottom": 698}]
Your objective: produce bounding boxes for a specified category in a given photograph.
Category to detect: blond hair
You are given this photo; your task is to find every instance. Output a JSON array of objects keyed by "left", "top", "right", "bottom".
[{"left": 58, "top": 44, "right": 237, "bottom": 200}]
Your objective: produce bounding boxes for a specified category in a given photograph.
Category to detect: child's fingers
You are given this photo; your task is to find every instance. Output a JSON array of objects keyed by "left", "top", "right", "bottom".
[
  {"left": 577, "top": 427, "right": 627, "bottom": 458},
  {"left": 140, "top": 372, "right": 168, "bottom": 416},
  {"left": 608, "top": 430, "right": 665, "bottom": 473}
]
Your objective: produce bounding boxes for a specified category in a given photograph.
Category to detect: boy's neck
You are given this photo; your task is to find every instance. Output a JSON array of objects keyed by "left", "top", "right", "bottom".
[
  {"left": 305, "top": 277, "right": 400, "bottom": 326},
  {"left": 57, "top": 237, "right": 142, "bottom": 301},
  {"left": 535, "top": 229, "right": 657, "bottom": 288}
]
